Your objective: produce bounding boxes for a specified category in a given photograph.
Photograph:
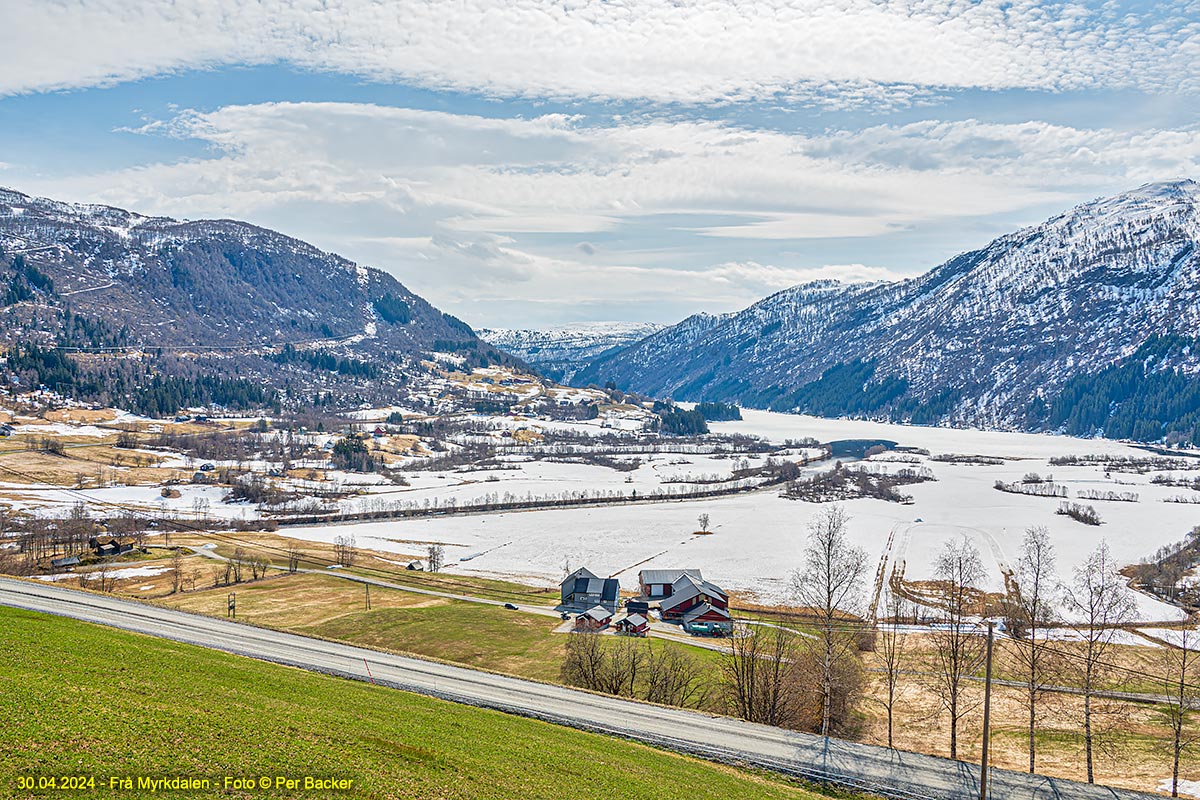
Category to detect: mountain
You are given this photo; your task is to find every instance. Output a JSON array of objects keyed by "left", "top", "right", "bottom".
[
  {"left": 0, "top": 188, "right": 517, "bottom": 413},
  {"left": 478, "top": 322, "right": 664, "bottom": 382},
  {"left": 576, "top": 181, "right": 1200, "bottom": 445}
]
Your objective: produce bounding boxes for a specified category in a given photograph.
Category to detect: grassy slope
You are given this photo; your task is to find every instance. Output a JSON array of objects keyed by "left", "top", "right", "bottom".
[
  {"left": 166, "top": 573, "right": 724, "bottom": 685},
  {"left": 0, "top": 606, "right": 822, "bottom": 800}
]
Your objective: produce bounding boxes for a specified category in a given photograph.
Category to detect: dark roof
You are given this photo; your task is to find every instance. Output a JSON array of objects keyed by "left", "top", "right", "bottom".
[
  {"left": 638, "top": 568, "right": 702, "bottom": 585},
  {"left": 563, "top": 568, "right": 619, "bottom": 602},
  {"left": 561, "top": 566, "right": 599, "bottom": 587}
]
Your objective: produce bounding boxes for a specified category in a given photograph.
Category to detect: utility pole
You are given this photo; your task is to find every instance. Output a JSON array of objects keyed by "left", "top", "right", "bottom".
[
  {"left": 980, "top": 620, "right": 995, "bottom": 800},
  {"left": 365, "top": 582, "right": 371, "bottom": 611},
  {"left": 227, "top": 592, "right": 236, "bottom": 619}
]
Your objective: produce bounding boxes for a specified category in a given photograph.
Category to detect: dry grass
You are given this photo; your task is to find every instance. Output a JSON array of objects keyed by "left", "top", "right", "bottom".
[
  {"left": 856, "top": 632, "right": 1200, "bottom": 794},
  {"left": 42, "top": 408, "right": 119, "bottom": 424}
]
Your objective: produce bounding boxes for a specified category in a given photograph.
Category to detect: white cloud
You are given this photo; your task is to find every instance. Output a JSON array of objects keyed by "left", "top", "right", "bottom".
[
  {"left": 701, "top": 262, "right": 901, "bottom": 289},
  {"left": 19, "top": 101, "right": 1200, "bottom": 325},
  {"left": 2, "top": 1, "right": 1198, "bottom": 105}
]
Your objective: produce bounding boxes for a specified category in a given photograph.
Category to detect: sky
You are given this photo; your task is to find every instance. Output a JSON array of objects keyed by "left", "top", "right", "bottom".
[{"left": 2, "top": 1, "right": 1199, "bottom": 329}]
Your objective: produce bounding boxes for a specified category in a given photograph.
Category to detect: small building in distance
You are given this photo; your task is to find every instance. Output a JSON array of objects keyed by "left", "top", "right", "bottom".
[
  {"left": 560, "top": 567, "right": 620, "bottom": 611},
  {"left": 614, "top": 613, "right": 649, "bottom": 637},
  {"left": 575, "top": 605, "right": 613, "bottom": 631}
]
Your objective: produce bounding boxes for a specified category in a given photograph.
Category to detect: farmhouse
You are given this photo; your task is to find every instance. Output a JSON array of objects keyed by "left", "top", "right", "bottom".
[
  {"left": 560, "top": 567, "right": 620, "bottom": 611},
  {"left": 88, "top": 537, "right": 134, "bottom": 558},
  {"left": 575, "top": 605, "right": 612, "bottom": 631},
  {"left": 659, "top": 573, "right": 730, "bottom": 627}
]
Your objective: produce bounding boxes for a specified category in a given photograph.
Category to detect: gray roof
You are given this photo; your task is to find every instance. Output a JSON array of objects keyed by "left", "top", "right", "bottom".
[
  {"left": 639, "top": 568, "right": 702, "bottom": 585},
  {"left": 675, "top": 572, "right": 728, "bottom": 599},
  {"left": 620, "top": 613, "right": 648, "bottom": 627},
  {"left": 682, "top": 603, "right": 732, "bottom": 625},
  {"left": 660, "top": 574, "right": 728, "bottom": 610},
  {"left": 579, "top": 606, "right": 612, "bottom": 622}
]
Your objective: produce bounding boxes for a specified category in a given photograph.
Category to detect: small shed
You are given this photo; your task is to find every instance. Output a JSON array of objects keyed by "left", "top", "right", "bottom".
[
  {"left": 614, "top": 613, "right": 649, "bottom": 636},
  {"left": 575, "top": 605, "right": 613, "bottom": 631},
  {"left": 50, "top": 555, "right": 81, "bottom": 569},
  {"left": 405, "top": 560, "right": 425, "bottom": 571}
]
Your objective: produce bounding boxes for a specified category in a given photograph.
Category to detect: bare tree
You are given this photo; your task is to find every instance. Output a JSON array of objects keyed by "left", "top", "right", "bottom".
[
  {"left": 81, "top": 557, "right": 117, "bottom": 593},
  {"left": 697, "top": 513, "right": 711, "bottom": 533},
  {"left": 170, "top": 548, "right": 184, "bottom": 593},
  {"left": 561, "top": 630, "right": 607, "bottom": 690},
  {"left": 790, "top": 505, "right": 868, "bottom": 736},
  {"left": 333, "top": 535, "right": 356, "bottom": 567},
  {"left": 286, "top": 546, "right": 303, "bottom": 573},
  {"left": 722, "top": 624, "right": 801, "bottom": 727},
  {"left": 598, "top": 636, "right": 646, "bottom": 697},
  {"left": 230, "top": 547, "right": 247, "bottom": 583},
  {"left": 1063, "top": 540, "right": 1136, "bottom": 783},
  {"left": 1161, "top": 628, "right": 1200, "bottom": 797},
  {"left": 426, "top": 543, "right": 445, "bottom": 573},
  {"left": 1009, "top": 525, "right": 1060, "bottom": 773},
  {"left": 561, "top": 633, "right": 645, "bottom": 698},
  {"left": 874, "top": 588, "right": 911, "bottom": 748},
  {"left": 929, "top": 536, "right": 987, "bottom": 760},
  {"left": 643, "top": 646, "right": 708, "bottom": 708},
  {"left": 249, "top": 556, "right": 270, "bottom": 581}
]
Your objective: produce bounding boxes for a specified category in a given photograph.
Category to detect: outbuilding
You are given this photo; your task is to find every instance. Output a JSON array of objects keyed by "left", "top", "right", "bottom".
[
  {"left": 614, "top": 613, "right": 649, "bottom": 636},
  {"left": 574, "top": 605, "right": 613, "bottom": 631}
]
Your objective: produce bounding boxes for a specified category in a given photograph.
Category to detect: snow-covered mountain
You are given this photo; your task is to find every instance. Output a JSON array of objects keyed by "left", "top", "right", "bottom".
[
  {"left": 576, "top": 181, "right": 1200, "bottom": 443},
  {"left": 0, "top": 187, "right": 497, "bottom": 355},
  {"left": 0, "top": 188, "right": 519, "bottom": 409},
  {"left": 479, "top": 322, "right": 664, "bottom": 382}
]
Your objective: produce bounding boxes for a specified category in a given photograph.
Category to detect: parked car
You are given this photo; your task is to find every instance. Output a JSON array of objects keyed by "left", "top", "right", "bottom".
[
  {"left": 503, "top": 603, "right": 518, "bottom": 610},
  {"left": 560, "top": 612, "right": 570, "bottom": 620}
]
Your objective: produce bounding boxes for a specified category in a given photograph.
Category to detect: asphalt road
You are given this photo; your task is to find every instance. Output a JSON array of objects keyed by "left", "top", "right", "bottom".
[{"left": 1, "top": 577, "right": 1158, "bottom": 800}]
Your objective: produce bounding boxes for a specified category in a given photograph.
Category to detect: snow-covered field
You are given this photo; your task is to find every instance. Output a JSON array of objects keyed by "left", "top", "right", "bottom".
[{"left": 281, "top": 411, "right": 1200, "bottom": 623}]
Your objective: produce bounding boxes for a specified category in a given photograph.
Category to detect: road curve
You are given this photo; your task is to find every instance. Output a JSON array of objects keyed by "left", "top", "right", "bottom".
[{"left": 1, "top": 577, "right": 1156, "bottom": 800}]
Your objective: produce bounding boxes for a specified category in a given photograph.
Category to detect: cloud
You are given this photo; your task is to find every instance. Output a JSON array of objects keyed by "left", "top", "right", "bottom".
[
  {"left": 2, "top": 1, "right": 1199, "bottom": 106},
  {"left": 700, "top": 262, "right": 902, "bottom": 290},
  {"left": 19, "top": 100, "right": 1200, "bottom": 325}
]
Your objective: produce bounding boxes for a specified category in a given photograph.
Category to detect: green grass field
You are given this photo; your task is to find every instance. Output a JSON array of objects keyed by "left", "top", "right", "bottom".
[{"left": 0, "top": 606, "right": 829, "bottom": 800}]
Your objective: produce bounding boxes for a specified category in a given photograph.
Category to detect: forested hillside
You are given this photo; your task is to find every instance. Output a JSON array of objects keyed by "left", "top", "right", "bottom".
[
  {"left": 577, "top": 181, "right": 1200, "bottom": 446},
  {"left": 0, "top": 188, "right": 520, "bottom": 414}
]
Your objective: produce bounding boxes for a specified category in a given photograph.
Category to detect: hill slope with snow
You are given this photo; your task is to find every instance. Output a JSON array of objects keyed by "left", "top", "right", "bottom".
[
  {"left": 576, "top": 181, "right": 1200, "bottom": 444},
  {"left": 479, "top": 322, "right": 664, "bottom": 382}
]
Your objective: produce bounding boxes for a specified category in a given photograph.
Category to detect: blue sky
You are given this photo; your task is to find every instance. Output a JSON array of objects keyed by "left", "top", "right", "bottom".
[{"left": 2, "top": 1, "right": 1199, "bottom": 328}]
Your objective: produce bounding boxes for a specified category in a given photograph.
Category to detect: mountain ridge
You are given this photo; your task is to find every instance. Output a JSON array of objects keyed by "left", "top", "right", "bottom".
[
  {"left": 575, "top": 180, "right": 1200, "bottom": 444},
  {"left": 0, "top": 187, "right": 518, "bottom": 412}
]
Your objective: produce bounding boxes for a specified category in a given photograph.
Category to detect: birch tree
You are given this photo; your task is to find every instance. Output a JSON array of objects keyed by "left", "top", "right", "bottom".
[
  {"left": 1063, "top": 540, "right": 1136, "bottom": 784},
  {"left": 790, "top": 505, "right": 868, "bottom": 736},
  {"left": 930, "top": 536, "right": 987, "bottom": 760},
  {"left": 1162, "top": 628, "right": 1200, "bottom": 796},
  {"left": 874, "top": 588, "right": 912, "bottom": 748},
  {"left": 1010, "top": 526, "right": 1060, "bottom": 773}
]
